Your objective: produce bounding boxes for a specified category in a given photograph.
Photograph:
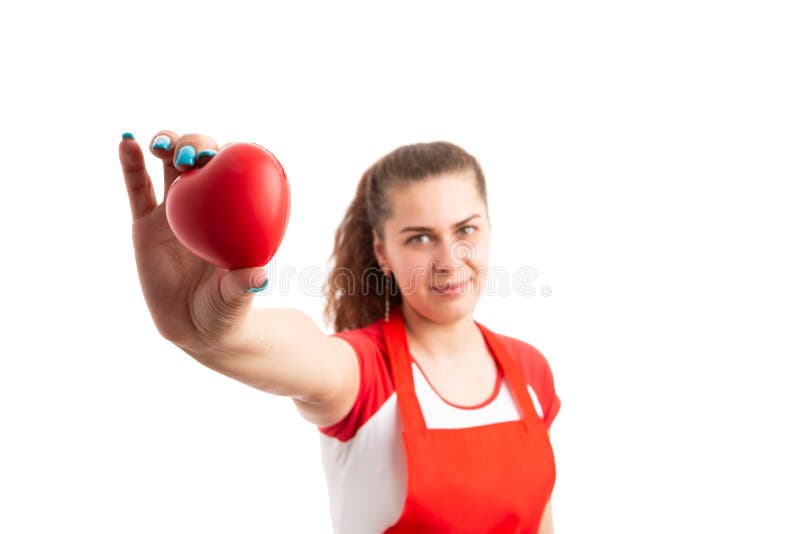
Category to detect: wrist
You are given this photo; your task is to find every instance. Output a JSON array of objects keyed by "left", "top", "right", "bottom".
[{"left": 175, "top": 311, "right": 253, "bottom": 363}]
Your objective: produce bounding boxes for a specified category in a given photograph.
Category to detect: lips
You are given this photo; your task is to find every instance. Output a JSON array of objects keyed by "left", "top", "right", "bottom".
[{"left": 431, "top": 280, "right": 468, "bottom": 294}]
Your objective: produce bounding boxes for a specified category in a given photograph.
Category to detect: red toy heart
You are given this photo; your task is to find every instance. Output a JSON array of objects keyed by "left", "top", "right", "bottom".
[{"left": 165, "top": 142, "right": 291, "bottom": 270}]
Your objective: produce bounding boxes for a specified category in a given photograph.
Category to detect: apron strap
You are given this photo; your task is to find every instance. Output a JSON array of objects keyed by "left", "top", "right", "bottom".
[
  {"left": 382, "top": 307, "right": 427, "bottom": 434},
  {"left": 382, "top": 307, "right": 540, "bottom": 434},
  {"left": 474, "top": 321, "right": 540, "bottom": 428}
]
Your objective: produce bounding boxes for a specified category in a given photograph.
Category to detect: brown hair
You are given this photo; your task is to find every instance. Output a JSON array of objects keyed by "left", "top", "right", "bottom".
[{"left": 323, "top": 141, "right": 488, "bottom": 332}]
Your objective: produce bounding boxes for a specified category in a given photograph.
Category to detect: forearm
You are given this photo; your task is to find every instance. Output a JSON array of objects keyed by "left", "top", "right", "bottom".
[
  {"left": 174, "top": 305, "right": 268, "bottom": 362},
  {"left": 172, "top": 306, "right": 335, "bottom": 399}
]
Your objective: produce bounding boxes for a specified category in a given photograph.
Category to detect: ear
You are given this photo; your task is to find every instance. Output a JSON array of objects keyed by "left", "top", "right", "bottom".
[{"left": 372, "top": 228, "right": 386, "bottom": 268}]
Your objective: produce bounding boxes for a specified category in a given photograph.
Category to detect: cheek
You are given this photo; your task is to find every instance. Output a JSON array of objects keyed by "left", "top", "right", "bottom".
[
  {"left": 464, "top": 235, "right": 489, "bottom": 266},
  {"left": 392, "top": 258, "right": 429, "bottom": 291},
  {"left": 396, "top": 249, "right": 431, "bottom": 272}
]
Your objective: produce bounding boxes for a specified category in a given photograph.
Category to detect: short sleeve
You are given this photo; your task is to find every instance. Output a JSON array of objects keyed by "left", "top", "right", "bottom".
[
  {"left": 317, "top": 323, "right": 394, "bottom": 441},
  {"left": 499, "top": 335, "right": 561, "bottom": 429},
  {"left": 538, "top": 353, "right": 560, "bottom": 429}
]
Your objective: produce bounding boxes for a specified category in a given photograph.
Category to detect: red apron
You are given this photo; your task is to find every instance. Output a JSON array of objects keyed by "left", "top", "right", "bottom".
[{"left": 381, "top": 307, "right": 556, "bottom": 534}]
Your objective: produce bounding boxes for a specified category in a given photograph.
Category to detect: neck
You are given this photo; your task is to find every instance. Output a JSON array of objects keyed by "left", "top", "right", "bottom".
[{"left": 400, "top": 300, "right": 481, "bottom": 364}]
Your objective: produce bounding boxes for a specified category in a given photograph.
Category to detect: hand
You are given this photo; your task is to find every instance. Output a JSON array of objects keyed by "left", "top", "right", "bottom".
[{"left": 118, "top": 131, "right": 268, "bottom": 353}]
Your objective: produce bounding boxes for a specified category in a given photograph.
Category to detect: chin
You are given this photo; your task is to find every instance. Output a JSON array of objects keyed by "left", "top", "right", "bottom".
[{"left": 417, "top": 294, "right": 479, "bottom": 325}]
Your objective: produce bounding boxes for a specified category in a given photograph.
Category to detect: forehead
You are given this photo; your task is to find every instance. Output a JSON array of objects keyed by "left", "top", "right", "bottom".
[{"left": 385, "top": 169, "right": 484, "bottom": 229}]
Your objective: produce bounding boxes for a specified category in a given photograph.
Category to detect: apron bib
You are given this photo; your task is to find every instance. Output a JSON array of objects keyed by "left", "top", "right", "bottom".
[{"left": 381, "top": 307, "right": 556, "bottom": 534}]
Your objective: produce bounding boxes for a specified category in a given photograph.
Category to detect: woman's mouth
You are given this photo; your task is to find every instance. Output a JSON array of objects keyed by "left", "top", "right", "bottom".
[{"left": 431, "top": 280, "right": 469, "bottom": 297}]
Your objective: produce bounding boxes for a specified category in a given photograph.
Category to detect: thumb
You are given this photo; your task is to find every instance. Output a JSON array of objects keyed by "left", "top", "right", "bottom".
[{"left": 219, "top": 267, "right": 269, "bottom": 306}]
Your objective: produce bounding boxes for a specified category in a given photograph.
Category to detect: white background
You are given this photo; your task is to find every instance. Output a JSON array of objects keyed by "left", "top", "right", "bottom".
[{"left": 2, "top": 1, "right": 798, "bottom": 532}]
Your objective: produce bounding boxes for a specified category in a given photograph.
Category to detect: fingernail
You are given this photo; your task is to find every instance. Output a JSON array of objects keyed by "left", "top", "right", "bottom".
[
  {"left": 176, "top": 145, "right": 196, "bottom": 167},
  {"left": 122, "top": 132, "right": 134, "bottom": 140},
  {"left": 196, "top": 149, "right": 218, "bottom": 168},
  {"left": 247, "top": 278, "right": 270, "bottom": 293},
  {"left": 152, "top": 135, "right": 171, "bottom": 151}
]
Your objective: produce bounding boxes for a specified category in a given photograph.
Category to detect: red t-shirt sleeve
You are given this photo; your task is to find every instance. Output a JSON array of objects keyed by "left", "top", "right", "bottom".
[
  {"left": 535, "top": 348, "right": 560, "bottom": 429},
  {"left": 317, "top": 322, "right": 394, "bottom": 441},
  {"left": 499, "top": 334, "right": 561, "bottom": 429}
]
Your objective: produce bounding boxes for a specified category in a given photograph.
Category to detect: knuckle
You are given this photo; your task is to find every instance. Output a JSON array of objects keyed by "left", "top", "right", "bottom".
[{"left": 129, "top": 180, "right": 154, "bottom": 198}]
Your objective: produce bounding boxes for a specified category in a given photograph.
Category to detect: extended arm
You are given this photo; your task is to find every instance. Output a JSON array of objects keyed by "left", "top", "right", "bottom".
[{"left": 182, "top": 306, "right": 360, "bottom": 427}]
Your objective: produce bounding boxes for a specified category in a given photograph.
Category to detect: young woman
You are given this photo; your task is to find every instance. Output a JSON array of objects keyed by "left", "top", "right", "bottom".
[{"left": 118, "top": 130, "right": 560, "bottom": 534}]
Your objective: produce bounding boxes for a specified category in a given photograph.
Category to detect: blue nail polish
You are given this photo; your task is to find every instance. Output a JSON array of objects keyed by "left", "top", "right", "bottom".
[
  {"left": 197, "top": 149, "right": 217, "bottom": 158},
  {"left": 176, "top": 145, "right": 196, "bottom": 167},
  {"left": 122, "top": 132, "right": 134, "bottom": 139},
  {"left": 247, "top": 279, "right": 269, "bottom": 293},
  {"left": 152, "top": 135, "right": 171, "bottom": 151}
]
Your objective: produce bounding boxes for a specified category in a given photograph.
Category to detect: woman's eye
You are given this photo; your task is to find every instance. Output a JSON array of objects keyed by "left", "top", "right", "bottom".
[
  {"left": 459, "top": 225, "right": 477, "bottom": 235},
  {"left": 407, "top": 226, "right": 476, "bottom": 244}
]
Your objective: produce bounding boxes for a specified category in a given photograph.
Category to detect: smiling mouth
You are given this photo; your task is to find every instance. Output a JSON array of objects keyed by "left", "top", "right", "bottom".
[{"left": 431, "top": 279, "right": 469, "bottom": 294}]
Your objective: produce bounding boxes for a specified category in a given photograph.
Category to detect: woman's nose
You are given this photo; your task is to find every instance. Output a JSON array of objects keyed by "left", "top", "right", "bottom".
[{"left": 432, "top": 237, "right": 471, "bottom": 272}]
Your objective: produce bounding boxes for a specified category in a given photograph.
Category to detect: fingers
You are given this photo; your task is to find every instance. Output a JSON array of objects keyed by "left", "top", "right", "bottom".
[
  {"left": 119, "top": 134, "right": 158, "bottom": 220},
  {"left": 149, "top": 131, "right": 220, "bottom": 197},
  {"left": 176, "top": 133, "right": 220, "bottom": 170},
  {"left": 149, "top": 130, "right": 181, "bottom": 193}
]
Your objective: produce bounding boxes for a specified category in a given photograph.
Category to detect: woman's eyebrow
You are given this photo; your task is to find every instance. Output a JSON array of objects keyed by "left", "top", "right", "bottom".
[{"left": 399, "top": 214, "right": 480, "bottom": 234}]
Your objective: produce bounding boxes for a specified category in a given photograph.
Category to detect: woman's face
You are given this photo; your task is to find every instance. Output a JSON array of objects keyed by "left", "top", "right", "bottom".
[{"left": 373, "top": 169, "right": 491, "bottom": 323}]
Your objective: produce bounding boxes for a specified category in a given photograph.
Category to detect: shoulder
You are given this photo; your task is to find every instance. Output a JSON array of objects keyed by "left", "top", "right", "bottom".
[
  {"left": 488, "top": 327, "right": 561, "bottom": 429},
  {"left": 331, "top": 317, "right": 387, "bottom": 354},
  {"left": 492, "top": 331, "right": 555, "bottom": 384},
  {"left": 319, "top": 318, "right": 395, "bottom": 440}
]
